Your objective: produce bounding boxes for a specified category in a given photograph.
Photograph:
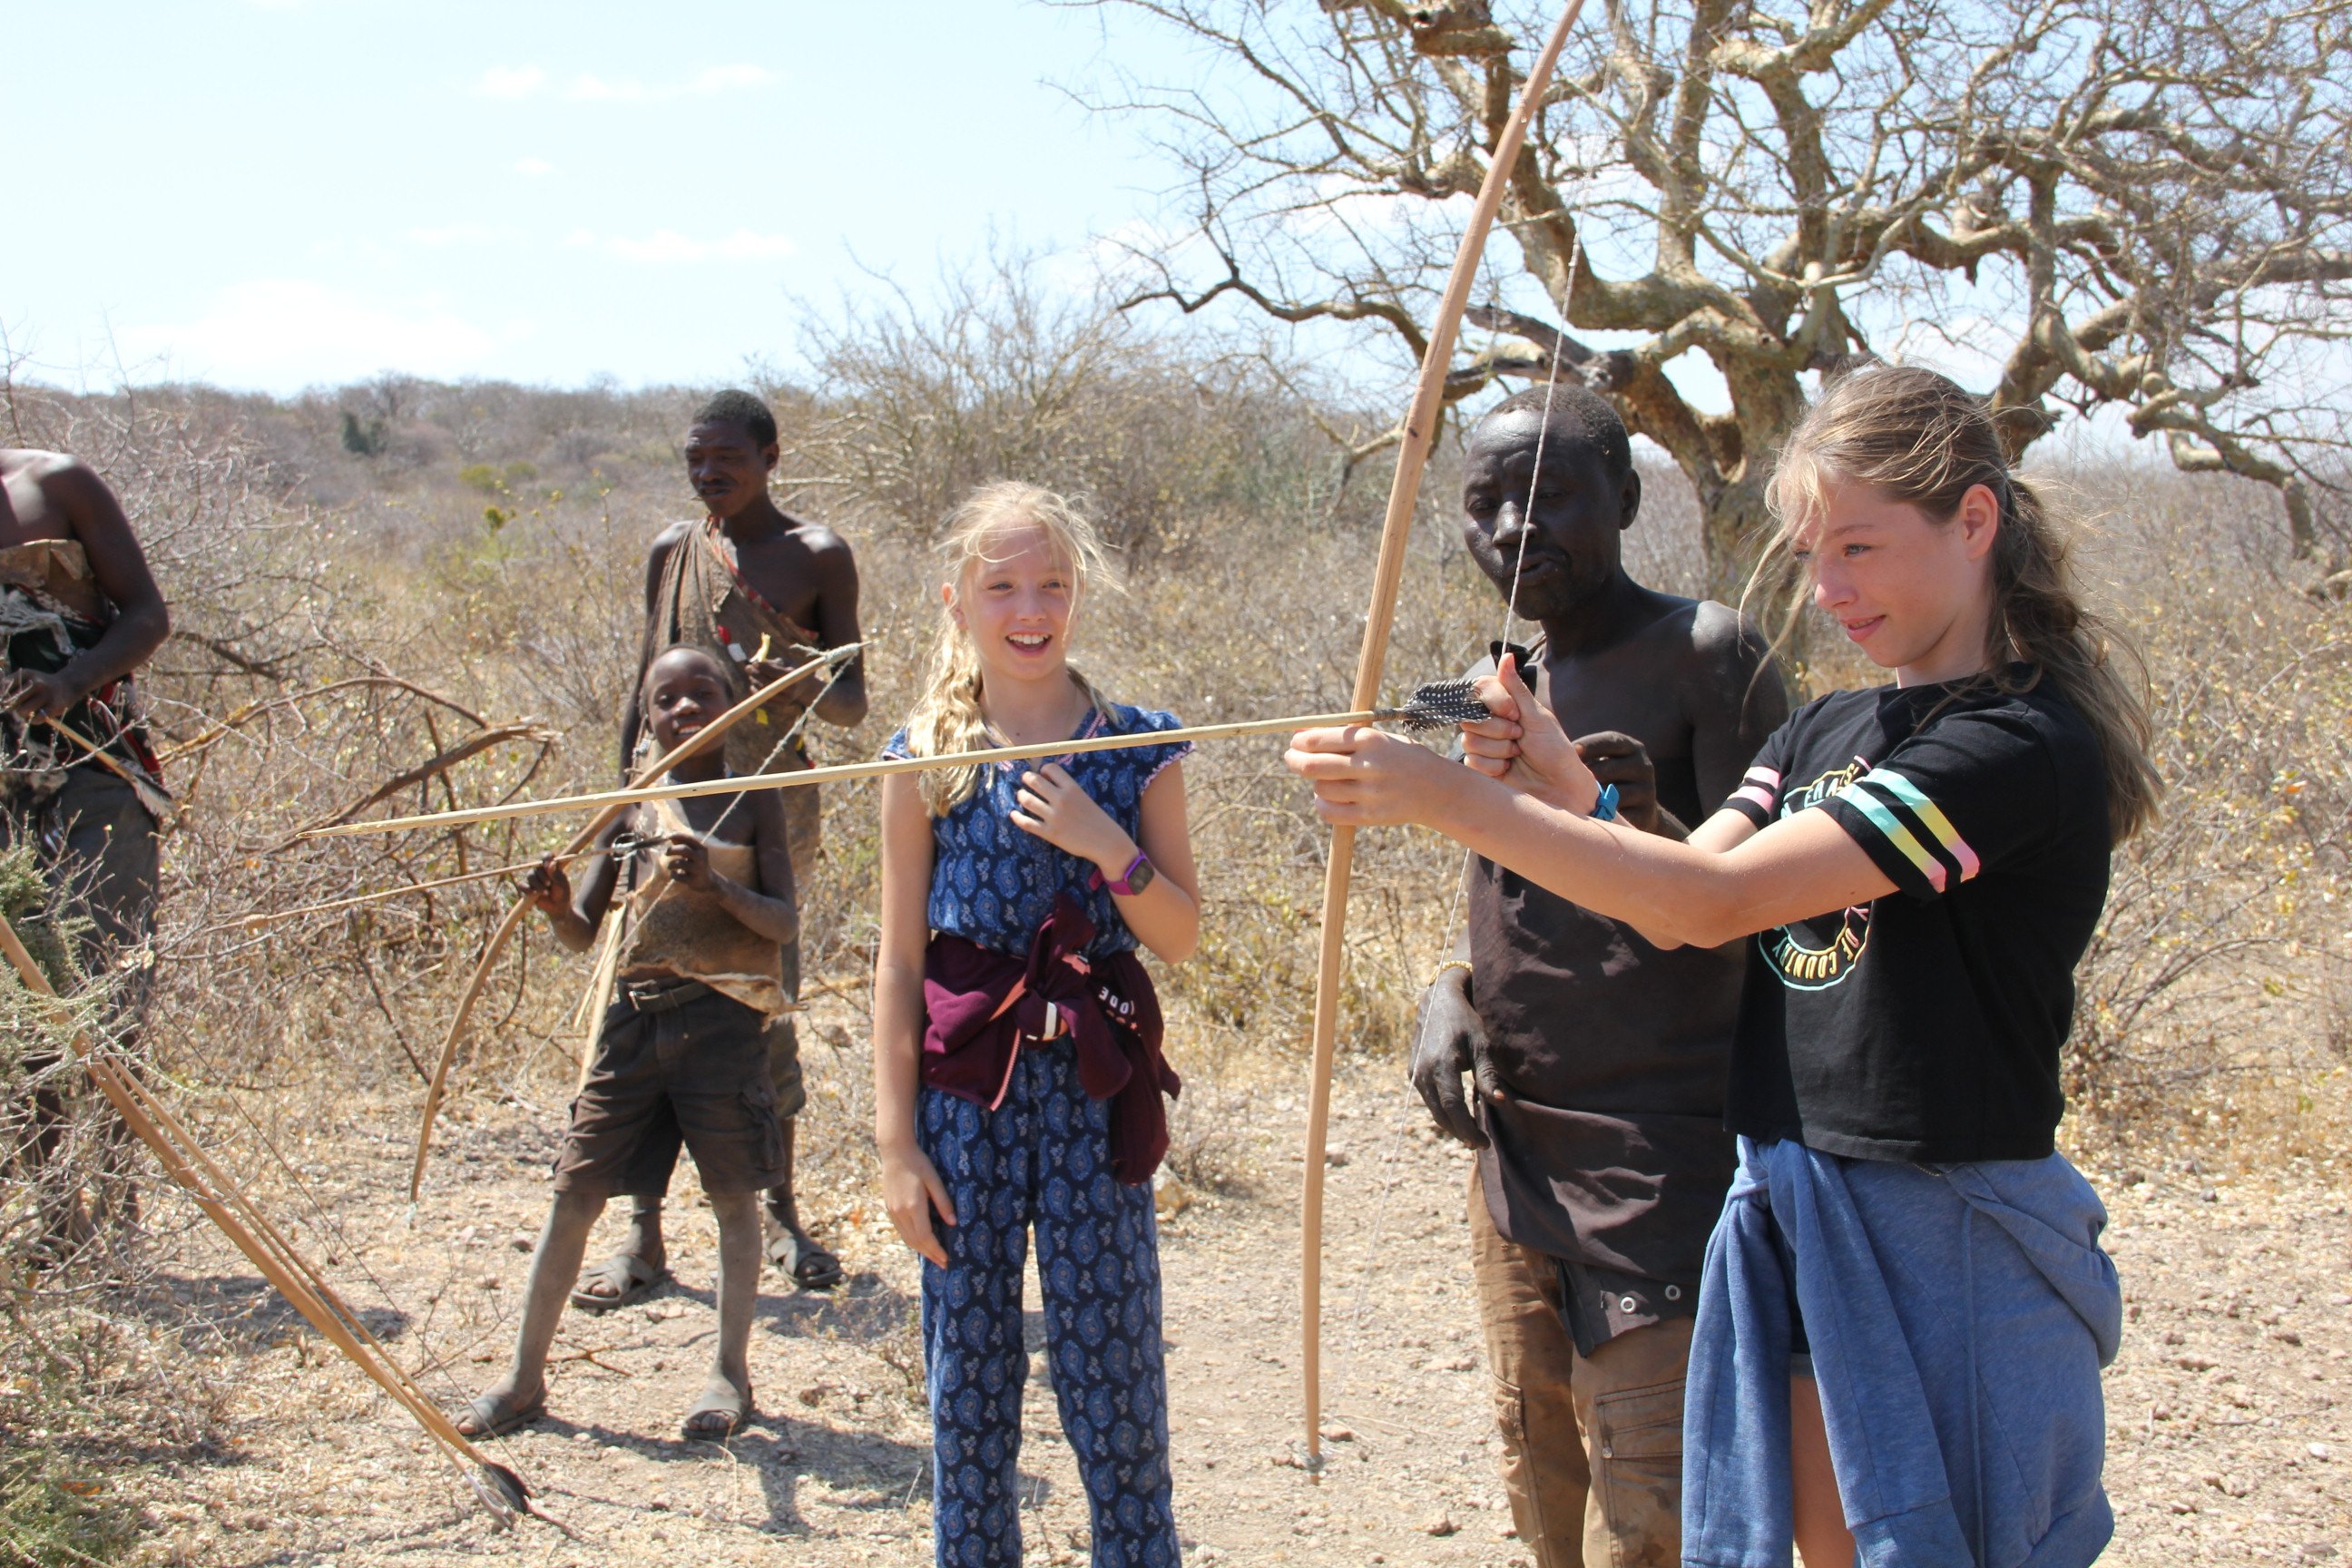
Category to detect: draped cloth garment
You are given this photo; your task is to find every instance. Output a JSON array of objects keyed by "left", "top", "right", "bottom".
[
  {"left": 0, "top": 537, "right": 171, "bottom": 821},
  {"left": 641, "top": 516, "right": 826, "bottom": 869},
  {"left": 615, "top": 793, "right": 790, "bottom": 1018}
]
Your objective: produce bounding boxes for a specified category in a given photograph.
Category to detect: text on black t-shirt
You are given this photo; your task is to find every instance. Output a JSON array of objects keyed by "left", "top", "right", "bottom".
[{"left": 1721, "top": 673, "right": 2112, "bottom": 1162}]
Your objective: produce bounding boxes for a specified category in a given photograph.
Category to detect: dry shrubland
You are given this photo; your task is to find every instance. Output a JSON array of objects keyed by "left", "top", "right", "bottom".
[{"left": 1, "top": 275, "right": 2346, "bottom": 1558}]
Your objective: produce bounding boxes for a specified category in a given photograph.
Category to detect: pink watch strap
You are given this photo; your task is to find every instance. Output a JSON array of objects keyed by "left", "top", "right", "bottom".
[{"left": 1091, "top": 851, "right": 1152, "bottom": 897}]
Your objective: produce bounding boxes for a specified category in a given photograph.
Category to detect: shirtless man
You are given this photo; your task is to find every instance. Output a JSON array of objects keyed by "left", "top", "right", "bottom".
[
  {"left": 577, "top": 389, "right": 867, "bottom": 1307},
  {"left": 1, "top": 447, "right": 172, "bottom": 1252},
  {"left": 1412, "top": 387, "right": 1786, "bottom": 1567}
]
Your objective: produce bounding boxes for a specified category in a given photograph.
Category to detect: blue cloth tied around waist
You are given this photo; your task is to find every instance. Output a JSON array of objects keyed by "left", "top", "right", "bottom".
[{"left": 1684, "top": 1136, "right": 2122, "bottom": 1568}]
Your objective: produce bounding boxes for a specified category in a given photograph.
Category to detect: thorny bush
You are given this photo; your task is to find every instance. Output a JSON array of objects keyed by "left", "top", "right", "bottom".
[{"left": 0, "top": 294, "right": 2345, "bottom": 1549}]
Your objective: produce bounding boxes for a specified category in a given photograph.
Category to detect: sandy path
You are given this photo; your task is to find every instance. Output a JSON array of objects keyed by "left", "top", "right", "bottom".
[{"left": 127, "top": 1050, "right": 2347, "bottom": 1565}]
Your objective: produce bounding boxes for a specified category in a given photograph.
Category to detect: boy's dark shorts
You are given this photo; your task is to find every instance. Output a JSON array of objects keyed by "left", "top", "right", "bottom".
[{"left": 554, "top": 982, "right": 788, "bottom": 1198}]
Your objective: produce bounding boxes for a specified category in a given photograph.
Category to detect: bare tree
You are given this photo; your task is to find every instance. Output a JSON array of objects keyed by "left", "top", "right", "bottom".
[{"left": 1083, "top": 0, "right": 2352, "bottom": 580}]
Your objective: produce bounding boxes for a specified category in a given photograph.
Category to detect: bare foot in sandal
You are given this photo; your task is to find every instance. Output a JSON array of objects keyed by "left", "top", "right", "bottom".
[
  {"left": 571, "top": 1250, "right": 668, "bottom": 1312},
  {"left": 681, "top": 1371, "right": 751, "bottom": 1440},
  {"left": 455, "top": 1378, "right": 546, "bottom": 1439},
  {"left": 572, "top": 1200, "right": 668, "bottom": 1310},
  {"left": 763, "top": 1202, "right": 843, "bottom": 1290}
]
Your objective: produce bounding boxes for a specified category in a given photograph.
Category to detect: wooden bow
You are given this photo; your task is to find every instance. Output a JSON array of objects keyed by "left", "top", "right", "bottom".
[
  {"left": 0, "top": 911, "right": 536, "bottom": 1527},
  {"left": 1298, "top": 0, "right": 1589, "bottom": 1467},
  {"left": 406, "top": 644, "right": 854, "bottom": 1201}
]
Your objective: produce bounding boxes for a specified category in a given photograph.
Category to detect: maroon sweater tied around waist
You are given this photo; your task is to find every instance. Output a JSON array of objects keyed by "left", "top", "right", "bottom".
[{"left": 920, "top": 894, "right": 1181, "bottom": 1185}]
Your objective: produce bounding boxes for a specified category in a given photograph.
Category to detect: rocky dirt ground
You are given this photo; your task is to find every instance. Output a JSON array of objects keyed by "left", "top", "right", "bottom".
[{"left": 99, "top": 1007, "right": 2351, "bottom": 1567}]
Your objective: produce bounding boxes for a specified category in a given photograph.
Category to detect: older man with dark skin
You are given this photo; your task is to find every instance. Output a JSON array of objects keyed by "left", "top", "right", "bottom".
[
  {"left": 1, "top": 447, "right": 172, "bottom": 1252},
  {"left": 576, "top": 390, "right": 867, "bottom": 1308},
  {"left": 1414, "top": 387, "right": 1786, "bottom": 1567}
]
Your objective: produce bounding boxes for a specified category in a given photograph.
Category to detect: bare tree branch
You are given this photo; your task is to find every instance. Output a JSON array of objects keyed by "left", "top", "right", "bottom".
[{"left": 1073, "top": 0, "right": 2352, "bottom": 577}]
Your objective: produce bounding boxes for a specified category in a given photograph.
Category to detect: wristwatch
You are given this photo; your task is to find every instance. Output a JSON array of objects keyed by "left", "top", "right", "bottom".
[{"left": 1094, "top": 850, "right": 1156, "bottom": 897}]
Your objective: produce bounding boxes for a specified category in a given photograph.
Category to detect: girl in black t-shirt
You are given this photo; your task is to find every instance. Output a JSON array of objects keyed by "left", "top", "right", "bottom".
[{"left": 1289, "top": 365, "right": 2160, "bottom": 1567}]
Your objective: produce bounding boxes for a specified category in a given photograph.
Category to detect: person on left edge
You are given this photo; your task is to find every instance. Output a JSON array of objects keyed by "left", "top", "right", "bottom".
[{"left": 1, "top": 446, "right": 172, "bottom": 1255}]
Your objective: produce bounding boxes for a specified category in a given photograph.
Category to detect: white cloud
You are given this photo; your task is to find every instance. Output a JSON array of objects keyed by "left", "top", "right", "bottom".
[
  {"left": 564, "top": 73, "right": 647, "bottom": 103},
  {"left": 113, "top": 279, "right": 528, "bottom": 390},
  {"left": 565, "top": 228, "right": 796, "bottom": 263},
  {"left": 475, "top": 64, "right": 547, "bottom": 100},
  {"left": 513, "top": 156, "right": 555, "bottom": 177}
]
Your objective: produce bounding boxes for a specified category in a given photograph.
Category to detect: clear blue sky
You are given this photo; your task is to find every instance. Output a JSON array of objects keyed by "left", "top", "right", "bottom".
[
  {"left": 5, "top": 0, "right": 1172, "bottom": 394},
  {"left": 6, "top": 0, "right": 2184, "bottom": 446}
]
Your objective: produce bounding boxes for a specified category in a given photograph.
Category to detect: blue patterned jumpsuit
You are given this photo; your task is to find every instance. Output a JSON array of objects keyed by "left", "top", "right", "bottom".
[{"left": 886, "top": 705, "right": 1191, "bottom": 1568}]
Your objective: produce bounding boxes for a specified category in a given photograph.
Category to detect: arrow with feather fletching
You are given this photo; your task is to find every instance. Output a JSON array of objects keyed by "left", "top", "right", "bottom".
[{"left": 1295, "top": 0, "right": 1591, "bottom": 1469}]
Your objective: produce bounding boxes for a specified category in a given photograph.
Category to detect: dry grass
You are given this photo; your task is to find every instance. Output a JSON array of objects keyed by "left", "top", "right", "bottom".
[{"left": 0, "top": 284, "right": 2346, "bottom": 1556}]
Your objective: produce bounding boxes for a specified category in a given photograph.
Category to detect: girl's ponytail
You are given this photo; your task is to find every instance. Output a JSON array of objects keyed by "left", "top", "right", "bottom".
[
  {"left": 1751, "top": 363, "right": 2162, "bottom": 844},
  {"left": 1987, "top": 476, "right": 2163, "bottom": 842},
  {"left": 903, "top": 481, "right": 1116, "bottom": 817}
]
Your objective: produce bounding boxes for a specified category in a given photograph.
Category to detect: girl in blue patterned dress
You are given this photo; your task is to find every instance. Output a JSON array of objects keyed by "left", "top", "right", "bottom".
[{"left": 874, "top": 481, "right": 1200, "bottom": 1568}]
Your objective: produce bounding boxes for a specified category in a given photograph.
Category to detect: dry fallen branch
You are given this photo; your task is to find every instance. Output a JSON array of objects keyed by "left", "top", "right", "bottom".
[
  {"left": 271, "top": 721, "right": 560, "bottom": 851},
  {"left": 160, "top": 675, "right": 498, "bottom": 765}
]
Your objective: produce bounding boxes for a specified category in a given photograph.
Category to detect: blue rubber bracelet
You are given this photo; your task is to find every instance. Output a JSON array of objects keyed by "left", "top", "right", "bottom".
[{"left": 1592, "top": 782, "right": 1621, "bottom": 823}]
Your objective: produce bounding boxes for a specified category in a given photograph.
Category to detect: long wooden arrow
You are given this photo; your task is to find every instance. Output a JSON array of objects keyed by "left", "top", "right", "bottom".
[
  {"left": 302, "top": 704, "right": 1443, "bottom": 841},
  {"left": 0, "top": 911, "right": 535, "bottom": 1527},
  {"left": 1297, "top": 0, "right": 1591, "bottom": 1469}
]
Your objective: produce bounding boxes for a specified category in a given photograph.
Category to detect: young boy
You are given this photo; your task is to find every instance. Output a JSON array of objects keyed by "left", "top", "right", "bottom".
[
  {"left": 456, "top": 646, "right": 798, "bottom": 1440},
  {"left": 1410, "top": 386, "right": 1787, "bottom": 1568},
  {"left": 584, "top": 388, "right": 865, "bottom": 1303}
]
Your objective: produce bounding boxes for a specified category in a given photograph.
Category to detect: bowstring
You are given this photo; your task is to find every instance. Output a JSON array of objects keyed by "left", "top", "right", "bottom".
[
  {"left": 1495, "top": 236, "right": 1579, "bottom": 662},
  {"left": 1332, "top": 234, "right": 1585, "bottom": 1418}
]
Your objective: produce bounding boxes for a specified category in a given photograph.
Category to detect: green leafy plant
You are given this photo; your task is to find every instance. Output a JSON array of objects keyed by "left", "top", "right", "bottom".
[{"left": 0, "top": 1449, "right": 142, "bottom": 1568}]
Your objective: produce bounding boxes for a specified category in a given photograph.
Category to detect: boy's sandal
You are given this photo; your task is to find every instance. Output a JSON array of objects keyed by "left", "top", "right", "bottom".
[
  {"left": 568, "top": 1251, "right": 667, "bottom": 1313},
  {"left": 681, "top": 1377, "right": 752, "bottom": 1441},
  {"left": 454, "top": 1389, "right": 545, "bottom": 1439},
  {"left": 764, "top": 1221, "right": 843, "bottom": 1290}
]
